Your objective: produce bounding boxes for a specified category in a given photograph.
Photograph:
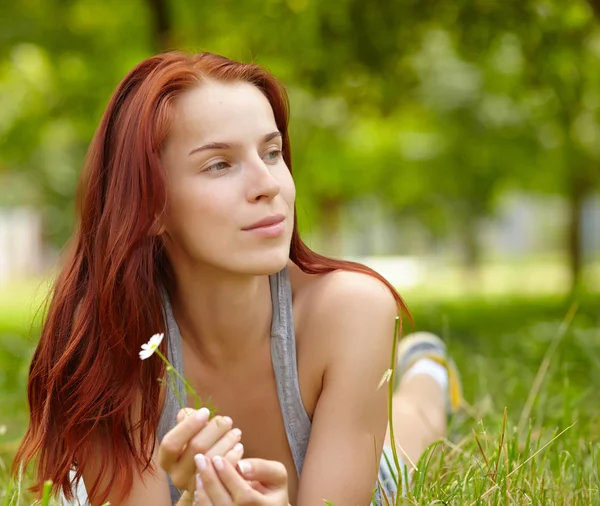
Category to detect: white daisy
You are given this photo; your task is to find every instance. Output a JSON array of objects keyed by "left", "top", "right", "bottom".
[{"left": 139, "top": 333, "right": 164, "bottom": 360}]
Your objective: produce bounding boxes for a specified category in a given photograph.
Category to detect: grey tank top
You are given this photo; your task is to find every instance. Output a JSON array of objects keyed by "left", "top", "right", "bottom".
[{"left": 158, "top": 267, "right": 312, "bottom": 504}]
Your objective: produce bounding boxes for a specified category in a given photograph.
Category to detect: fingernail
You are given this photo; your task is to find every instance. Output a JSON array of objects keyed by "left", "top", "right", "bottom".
[
  {"left": 195, "top": 408, "right": 209, "bottom": 422},
  {"left": 194, "top": 453, "right": 207, "bottom": 471},
  {"left": 231, "top": 428, "right": 242, "bottom": 438},
  {"left": 223, "top": 416, "right": 233, "bottom": 425},
  {"left": 238, "top": 460, "right": 252, "bottom": 476},
  {"left": 196, "top": 473, "right": 203, "bottom": 489},
  {"left": 234, "top": 443, "right": 244, "bottom": 453},
  {"left": 213, "top": 455, "right": 224, "bottom": 471}
]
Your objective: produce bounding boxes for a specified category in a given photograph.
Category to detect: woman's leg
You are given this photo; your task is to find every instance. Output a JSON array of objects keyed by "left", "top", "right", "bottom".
[
  {"left": 384, "top": 372, "right": 446, "bottom": 466},
  {"left": 384, "top": 332, "right": 463, "bottom": 469}
]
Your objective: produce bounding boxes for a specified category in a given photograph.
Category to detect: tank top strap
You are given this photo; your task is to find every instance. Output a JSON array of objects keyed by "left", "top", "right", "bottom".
[
  {"left": 269, "top": 266, "right": 312, "bottom": 477},
  {"left": 157, "top": 285, "right": 188, "bottom": 503}
]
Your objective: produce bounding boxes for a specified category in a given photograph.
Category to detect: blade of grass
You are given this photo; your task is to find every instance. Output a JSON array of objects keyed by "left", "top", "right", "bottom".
[
  {"left": 472, "top": 429, "right": 490, "bottom": 470},
  {"left": 371, "top": 437, "right": 392, "bottom": 506},
  {"left": 2, "top": 478, "right": 14, "bottom": 506},
  {"left": 472, "top": 422, "right": 576, "bottom": 504},
  {"left": 386, "top": 316, "right": 408, "bottom": 492},
  {"left": 15, "top": 462, "right": 23, "bottom": 506},
  {"left": 492, "top": 408, "right": 507, "bottom": 482},
  {"left": 473, "top": 415, "right": 517, "bottom": 505},
  {"left": 40, "top": 481, "right": 51, "bottom": 506},
  {"left": 517, "top": 302, "right": 578, "bottom": 437}
]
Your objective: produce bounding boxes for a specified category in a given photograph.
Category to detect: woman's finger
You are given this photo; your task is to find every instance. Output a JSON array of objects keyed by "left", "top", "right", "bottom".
[
  {"left": 211, "top": 456, "right": 259, "bottom": 504},
  {"left": 237, "top": 458, "right": 288, "bottom": 488},
  {"left": 205, "top": 428, "right": 242, "bottom": 459},
  {"left": 176, "top": 407, "right": 197, "bottom": 424},
  {"left": 223, "top": 442, "right": 244, "bottom": 467},
  {"left": 174, "top": 415, "right": 235, "bottom": 489},
  {"left": 249, "top": 480, "right": 269, "bottom": 494},
  {"left": 193, "top": 474, "right": 214, "bottom": 506},
  {"left": 189, "top": 442, "right": 244, "bottom": 489},
  {"left": 158, "top": 408, "right": 211, "bottom": 472},
  {"left": 195, "top": 453, "right": 232, "bottom": 505}
]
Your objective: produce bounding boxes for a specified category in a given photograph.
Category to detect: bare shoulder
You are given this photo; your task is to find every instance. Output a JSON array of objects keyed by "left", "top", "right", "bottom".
[
  {"left": 290, "top": 263, "right": 399, "bottom": 349},
  {"left": 291, "top": 263, "right": 398, "bottom": 318}
]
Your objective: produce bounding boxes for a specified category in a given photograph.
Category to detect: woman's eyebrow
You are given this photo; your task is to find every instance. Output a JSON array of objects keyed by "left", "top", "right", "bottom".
[
  {"left": 263, "top": 131, "right": 282, "bottom": 143},
  {"left": 188, "top": 131, "right": 282, "bottom": 157}
]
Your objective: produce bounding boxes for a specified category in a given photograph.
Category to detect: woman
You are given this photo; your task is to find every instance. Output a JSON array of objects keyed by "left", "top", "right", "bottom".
[{"left": 13, "top": 51, "right": 463, "bottom": 506}]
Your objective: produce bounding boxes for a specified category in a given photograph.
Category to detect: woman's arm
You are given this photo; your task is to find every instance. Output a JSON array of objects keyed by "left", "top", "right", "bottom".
[{"left": 296, "top": 271, "right": 398, "bottom": 506}]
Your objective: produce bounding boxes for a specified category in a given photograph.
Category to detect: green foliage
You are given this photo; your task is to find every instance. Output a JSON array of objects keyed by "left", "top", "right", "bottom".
[
  {"left": 1, "top": 280, "right": 599, "bottom": 504},
  {"left": 1, "top": 0, "right": 599, "bottom": 258}
]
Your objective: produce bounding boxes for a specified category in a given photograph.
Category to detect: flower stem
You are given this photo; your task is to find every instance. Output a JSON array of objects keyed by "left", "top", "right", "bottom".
[{"left": 154, "top": 349, "right": 215, "bottom": 417}]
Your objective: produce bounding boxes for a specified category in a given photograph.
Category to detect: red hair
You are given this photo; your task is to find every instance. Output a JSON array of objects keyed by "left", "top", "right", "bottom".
[{"left": 13, "top": 51, "right": 409, "bottom": 503}]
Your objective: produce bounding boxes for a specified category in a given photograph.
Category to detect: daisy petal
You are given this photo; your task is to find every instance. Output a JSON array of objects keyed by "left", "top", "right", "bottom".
[
  {"left": 139, "top": 349, "right": 153, "bottom": 360},
  {"left": 139, "top": 333, "right": 165, "bottom": 361},
  {"left": 150, "top": 333, "right": 164, "bottom": 346}
]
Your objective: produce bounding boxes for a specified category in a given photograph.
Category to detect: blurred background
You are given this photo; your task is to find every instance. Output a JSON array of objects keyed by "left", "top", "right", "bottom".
[
  {"left": 1, "top": 1, "right": 600, "bottom": 501},
  {"left": 0, "top": 0, "right": 598, "bottom": 297}
]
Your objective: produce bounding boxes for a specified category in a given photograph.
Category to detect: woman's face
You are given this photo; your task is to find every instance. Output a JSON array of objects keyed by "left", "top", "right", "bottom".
[{"left": 160, "top": 80, "right": 295, "bottom": 276}]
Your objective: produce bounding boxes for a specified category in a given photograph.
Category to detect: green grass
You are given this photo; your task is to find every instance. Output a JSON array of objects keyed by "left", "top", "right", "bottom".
[
  {"left": 372, "top": 294, "right": 600, "bottom": 505},
  {"left": 0, "top": 280, "right": 599, "bottom": 504}
]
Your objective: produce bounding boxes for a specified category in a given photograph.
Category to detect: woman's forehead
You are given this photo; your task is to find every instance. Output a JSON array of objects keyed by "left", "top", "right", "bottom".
[{"left": 171, "top": 81, "right": 278, "bottom": 146}]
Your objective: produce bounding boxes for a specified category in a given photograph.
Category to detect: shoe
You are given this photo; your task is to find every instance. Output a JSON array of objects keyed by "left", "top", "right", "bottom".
[{"left": 394, "top": 331, "right": 464, "bottom": 415}]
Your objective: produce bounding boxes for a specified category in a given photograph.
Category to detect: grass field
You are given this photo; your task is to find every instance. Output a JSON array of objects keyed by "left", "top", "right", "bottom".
[{"left": 0, "top": 276, "right": 599, "bottom": 504}]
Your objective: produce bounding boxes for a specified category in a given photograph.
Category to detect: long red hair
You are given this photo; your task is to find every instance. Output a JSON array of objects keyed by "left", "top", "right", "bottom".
[{"left": 13, "top": 51, "right": 409, "bottom": 503}]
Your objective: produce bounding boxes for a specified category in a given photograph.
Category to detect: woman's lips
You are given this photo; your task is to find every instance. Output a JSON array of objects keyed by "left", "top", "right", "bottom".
[{"left": 242, "top": 215, "right": 285, "bottom": 237}]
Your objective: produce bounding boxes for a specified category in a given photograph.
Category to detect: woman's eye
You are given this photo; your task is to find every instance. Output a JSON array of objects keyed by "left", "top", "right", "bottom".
[
  {"left": 264, "top": 149, "right": 282, "bottom": 162},
  {"left": 205, "top": 161, "right": 229, "bottom": 173}
]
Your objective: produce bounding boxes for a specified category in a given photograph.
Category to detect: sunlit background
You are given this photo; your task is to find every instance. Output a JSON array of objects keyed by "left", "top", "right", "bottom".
[
  {"left": 1, "top": 2, "right": 600, "bottom": 502},
  {"left": 0, "top": 0, "right": 598, "bottom": 298}
]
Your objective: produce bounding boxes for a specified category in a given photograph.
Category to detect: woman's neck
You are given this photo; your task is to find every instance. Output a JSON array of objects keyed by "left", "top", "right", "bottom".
[{"left": 167, "top": 265, "right": 274, "bottom": 368}]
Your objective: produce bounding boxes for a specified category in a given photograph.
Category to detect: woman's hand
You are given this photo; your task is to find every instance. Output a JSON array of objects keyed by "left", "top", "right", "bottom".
[
  {"left": 159, "top": 408, "right": 244, "bottom": 492},
  {"left": 192, "top": 456, "right": 289, "bottom": 505}
]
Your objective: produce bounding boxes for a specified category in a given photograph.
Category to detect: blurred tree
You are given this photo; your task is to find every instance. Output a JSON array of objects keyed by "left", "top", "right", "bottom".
[
  {"left": 145, "top": 0, "right": 172, "bottom": 51},
  {"left": 0, "top": 0, "right": 598, "bottom": 292},
  {"left": 0, "top": 0, "right": 153, "bottom": 245},
  {"left": 510, "top": 1, "right": 600, "bottom": 289}
]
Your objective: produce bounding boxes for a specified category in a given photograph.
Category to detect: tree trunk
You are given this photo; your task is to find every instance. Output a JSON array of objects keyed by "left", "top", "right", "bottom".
[
  {"left": 458, "top": 214, "right": 482, "bottom": 287},
  {"left": 145, "top": 0, "right": 172, "bottom": 52},
  {"left": 319, "top": 198, "right": 343, "bottom": 257},
  {"left": 587, "top": 0, "right": 600, "bottom": 19},
  {"left": 567, "top": 172, "right": 585, "bottom": 291}
]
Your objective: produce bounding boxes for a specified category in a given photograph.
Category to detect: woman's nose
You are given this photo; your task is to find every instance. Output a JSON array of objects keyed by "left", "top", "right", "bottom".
[{"left": 245, "top": 158, "right": 281, "bottom": 202}]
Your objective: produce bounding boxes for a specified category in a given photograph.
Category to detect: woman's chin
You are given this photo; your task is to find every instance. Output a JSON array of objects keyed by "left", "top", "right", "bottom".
[{"left": 236, "top": 250, "right": 290, "bottom": 276}]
